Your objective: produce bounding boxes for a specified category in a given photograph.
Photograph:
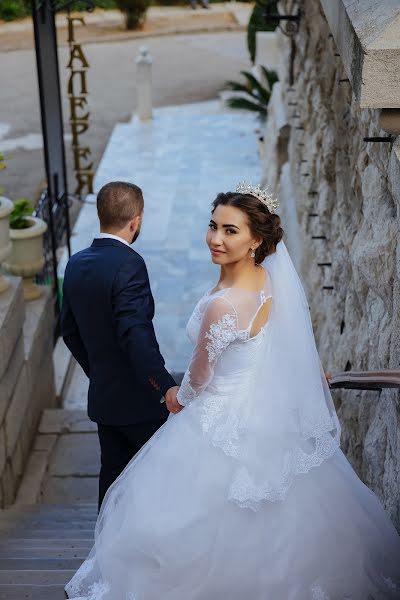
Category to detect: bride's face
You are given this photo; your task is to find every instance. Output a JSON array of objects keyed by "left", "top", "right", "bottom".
[{"left": 207, "top": 204, "right": 258, "bottom": 265}]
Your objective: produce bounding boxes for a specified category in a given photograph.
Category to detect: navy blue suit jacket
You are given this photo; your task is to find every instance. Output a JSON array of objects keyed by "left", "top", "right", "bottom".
[{"left": 60, "top": 238, "right": 175, "bottom": 425}]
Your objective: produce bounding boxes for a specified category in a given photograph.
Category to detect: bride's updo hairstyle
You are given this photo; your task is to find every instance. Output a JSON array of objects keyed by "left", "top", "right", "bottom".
[{"left": 212, "top": 192, "right": 284, "bottom": 264}]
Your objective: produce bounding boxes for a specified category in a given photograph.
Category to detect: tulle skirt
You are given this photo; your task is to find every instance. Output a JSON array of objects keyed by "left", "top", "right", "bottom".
[{"left": 66, "top": 400, "right": 400, "bottom": 599}]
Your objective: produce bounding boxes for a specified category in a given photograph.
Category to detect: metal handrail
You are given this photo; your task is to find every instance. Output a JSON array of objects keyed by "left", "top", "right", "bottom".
[{"left": 329, "top": 370, "right": 400, "bottom": 391}]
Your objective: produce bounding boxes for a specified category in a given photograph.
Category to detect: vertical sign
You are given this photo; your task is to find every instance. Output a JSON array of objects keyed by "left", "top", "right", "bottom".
[{"left": 67, "top": 16, "right": 94, "bottom": 196}]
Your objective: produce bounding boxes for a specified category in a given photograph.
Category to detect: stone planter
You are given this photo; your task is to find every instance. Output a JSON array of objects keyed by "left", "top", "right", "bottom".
[
  {"left": 0, "top": 196, "right": 13, "bottom": 293},
  {"left": 4, "top": 216, "right": 47, "bottom": 301}
]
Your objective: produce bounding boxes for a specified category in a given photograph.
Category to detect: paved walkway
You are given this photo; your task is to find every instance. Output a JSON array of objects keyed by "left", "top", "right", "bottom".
[
  {"left": 0, "top": 30, "right": 252, "bottom": 204},
  {"left": 0, "top": 4, "right": 251, "bottom": 51},
  {"left": 62, "top": 99, "right": 261, "bottom": 408}
]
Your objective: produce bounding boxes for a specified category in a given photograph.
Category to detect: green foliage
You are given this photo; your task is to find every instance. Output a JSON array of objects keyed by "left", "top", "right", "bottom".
[
  {"left": 0, "top": 0, "right": 28, "bottom": 21},
  {"left": 10, "top": 199, "right": 33, "bottom": 230},
  {"left": 247, "top": 0, "right": 278, "bottom": 64},
  {"left": 0, "top": 153, "right": 6, "bottom": 171},
  {"left": 225, "top": 67, "right": 278, "bottom": 123},
  {"left": 0, "top": 0, "right": 117, "bottom": 21},
  {"left": 113, "top": 0, "right": 151, "bottom": 28}
]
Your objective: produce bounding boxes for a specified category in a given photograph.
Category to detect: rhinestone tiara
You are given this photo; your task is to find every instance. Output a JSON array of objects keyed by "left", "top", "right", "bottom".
[{"left": 235, "top": 181, "right": 279, "bottom": 214}]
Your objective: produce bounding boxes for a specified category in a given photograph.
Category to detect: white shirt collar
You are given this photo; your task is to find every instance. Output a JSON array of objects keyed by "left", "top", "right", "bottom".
[{"left": 96, "top": 233, "right": 131, "bottom": 248}]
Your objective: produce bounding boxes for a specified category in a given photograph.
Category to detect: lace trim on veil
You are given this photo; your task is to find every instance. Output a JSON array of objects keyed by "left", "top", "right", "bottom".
[
  {"left": 229, "top": 430, "right": 339, "bottom": 510},
  {"left": 65, "top": 558, "right": 111, "bottom": 600}
]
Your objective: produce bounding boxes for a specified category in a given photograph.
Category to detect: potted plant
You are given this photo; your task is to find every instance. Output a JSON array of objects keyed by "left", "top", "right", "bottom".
[
  {"left": 3, "top": 199, "right": 47, "bottom": 301},
  {"left": 0, "top": 196, "right": 13, "bottom": 293}
]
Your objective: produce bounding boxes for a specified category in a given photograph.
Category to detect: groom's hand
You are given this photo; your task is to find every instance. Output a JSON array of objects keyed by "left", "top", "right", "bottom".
[{"left": 165, "top": 386, "right": 183, "bottom": 414}]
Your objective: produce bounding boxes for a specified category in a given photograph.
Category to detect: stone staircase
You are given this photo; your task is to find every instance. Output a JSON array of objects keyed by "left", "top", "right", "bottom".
[
  {"left": 0, "top": 406, "right": 98, "bottom": 597},
  {"left": 0, "top": 352, "right": 183, "bottom": 596},
  {"left": 0, "top": 502, "right": 96, "bottom": 599}
]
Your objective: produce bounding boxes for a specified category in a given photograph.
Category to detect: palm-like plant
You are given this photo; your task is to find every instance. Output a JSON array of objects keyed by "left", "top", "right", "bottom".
[{"left": 225, "top": 67, "right": 278, "bottom": 122}]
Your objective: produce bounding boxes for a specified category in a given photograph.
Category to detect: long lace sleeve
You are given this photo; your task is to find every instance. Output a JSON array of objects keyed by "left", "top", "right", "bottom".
[{"left": 177, "top": 296, "right": 237, "bottom": 406}]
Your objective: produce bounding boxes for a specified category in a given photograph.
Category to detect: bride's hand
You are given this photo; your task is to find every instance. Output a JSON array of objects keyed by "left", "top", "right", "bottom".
[
  {"left": 165, "top": 386, "right": 183, "bottom": 414},
  {"left": 325, "top": 372, "right": 332, "bottom": 387}
]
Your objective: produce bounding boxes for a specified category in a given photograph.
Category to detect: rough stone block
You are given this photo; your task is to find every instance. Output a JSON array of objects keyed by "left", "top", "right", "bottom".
[
  {"left": 15, "top": 451, "right": 49, "bottom": 505},
  {"left": 0, "top": 429, "right": 5, "bottom": 477},
  {"left": 1, "top": 460, "right": 15, "bottom": 507},
  {"left": 4, "top": 364, "right": 29, "bottom": 458},
  {"left": 0, "top": 334, "right": 24, "bottom": 427},
  {"left": 0, "top": 278, "right": 24, "bottom": 381},
  {"left": 53, "top": 337, "right": 73, "bottom": 401},
  {"left": 24, "top": 287, "right": 54, "bottom": 391},
  {"left": 10, "top": 436, "right": 24, "bottom": 482},
  {"left": 33, "top": 434, "right": 57, "bottom": 453},
  {"left": 28, "top": 353, "right": 56, "bottom": 433}
]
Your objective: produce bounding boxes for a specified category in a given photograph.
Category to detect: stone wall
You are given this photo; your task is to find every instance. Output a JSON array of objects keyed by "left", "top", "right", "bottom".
[
  {"left": 0, "top": 278, "right": 56, "bottom": 506},
  {"left": 261, "top": 0, "right": 400, "bottom": 528}
]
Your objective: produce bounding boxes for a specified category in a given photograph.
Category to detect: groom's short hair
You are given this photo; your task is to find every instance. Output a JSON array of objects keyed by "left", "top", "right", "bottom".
[{"left": 97, "top": 181, "right": 144, "bottom": 230}]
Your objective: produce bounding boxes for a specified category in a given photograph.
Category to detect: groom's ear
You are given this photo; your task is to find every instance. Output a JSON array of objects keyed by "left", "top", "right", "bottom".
[{"left": 130, "top": 214, "right": 141, "bottom": 231}]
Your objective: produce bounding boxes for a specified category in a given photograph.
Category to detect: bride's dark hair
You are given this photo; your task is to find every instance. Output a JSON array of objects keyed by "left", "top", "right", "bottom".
[{"left": 211, "top": 192, "right": 284, "bottom": 264}]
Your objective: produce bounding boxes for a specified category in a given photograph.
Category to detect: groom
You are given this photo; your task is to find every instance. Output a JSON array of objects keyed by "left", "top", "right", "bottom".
[{"left": 60, "top": 181, "right": 181, "bottom": 510}]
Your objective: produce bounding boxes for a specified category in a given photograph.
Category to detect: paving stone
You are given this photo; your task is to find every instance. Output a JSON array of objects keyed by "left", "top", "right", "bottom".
[
  {"left": 2, "top": 538, "right": 93, "bottom": 550},
  {"left": 0, "top": 569, "right": 75, "bottom": 584},
  {"left": 39, "top": 410, "right": 96, "bottom": 435},
  {"left": 0, "top": 547, "right": 89, "bottom": 559},
  {"left": 42, "top": 476, "right": 98, "bottom": 504},
  {"left": 49, "top": 434, "right": 100, "bottom": 477},
  {"left": 0, "top": 557, "right": 84, "bottom": 570},
  {"left": 1, "top": 529, "right": 94, "bottom": 540}
]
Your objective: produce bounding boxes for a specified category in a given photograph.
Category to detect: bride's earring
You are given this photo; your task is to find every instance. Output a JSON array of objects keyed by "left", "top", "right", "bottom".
[{"left": 250, "top": 249, "right": 256, "bottom": 258}]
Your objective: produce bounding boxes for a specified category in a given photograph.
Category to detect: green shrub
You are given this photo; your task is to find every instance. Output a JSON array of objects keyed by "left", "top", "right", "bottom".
[
  {"left": 225, "top": 67, "right": 278, "bottom": 123},
  {"left": 114, "top": 0, "right": 151, "bottom": 28},
  {"left": 10, "top": 199, "right": 33, "bottom": 229},
  {"left": 247, "top": 0, "right": 278, "bottom": 64},
  {"left": 0, "top": 0, "right": 29, "bottom": 21}
]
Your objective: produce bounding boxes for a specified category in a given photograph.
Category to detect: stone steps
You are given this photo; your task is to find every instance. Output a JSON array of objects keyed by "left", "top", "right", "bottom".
[
  {"left": 0, "top": 584, "right": 67, "bottom": 599},
  {"left": 0, "top": 504, "right": 95, "bottom": 596}
]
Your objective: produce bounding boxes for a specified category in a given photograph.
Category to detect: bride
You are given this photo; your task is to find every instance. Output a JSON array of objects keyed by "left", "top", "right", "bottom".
[{"left": 66, "top": 183, "right": 400, "bottom": 599}]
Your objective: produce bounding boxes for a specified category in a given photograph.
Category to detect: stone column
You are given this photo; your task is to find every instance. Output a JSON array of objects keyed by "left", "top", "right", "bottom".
[{"left": 135, "top": 47, "right": 153, "bottom": 122}]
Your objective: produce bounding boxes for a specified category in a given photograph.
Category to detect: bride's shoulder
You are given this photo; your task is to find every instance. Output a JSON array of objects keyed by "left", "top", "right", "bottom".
[{"left": 201, "top": 291, "right": 237, "bottom": 320}]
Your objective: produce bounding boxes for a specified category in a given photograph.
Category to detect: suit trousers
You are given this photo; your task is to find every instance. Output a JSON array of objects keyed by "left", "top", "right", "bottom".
[{"left": 97, "top": 418, "right": 167, "bottom": 511}]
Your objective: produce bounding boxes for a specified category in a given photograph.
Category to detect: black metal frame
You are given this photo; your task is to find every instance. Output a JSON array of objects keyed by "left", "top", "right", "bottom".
[
  {"left": 32, "top": 0, "right": 93, "bottom": 337},
  {"left": 263, "top": 0, "right": 301, "bottom": 37}
]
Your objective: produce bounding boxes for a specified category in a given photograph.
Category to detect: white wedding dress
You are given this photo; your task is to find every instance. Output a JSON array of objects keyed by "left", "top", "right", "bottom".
[{"left": 66, "top": 242, "right": 400, "bottom": 600}]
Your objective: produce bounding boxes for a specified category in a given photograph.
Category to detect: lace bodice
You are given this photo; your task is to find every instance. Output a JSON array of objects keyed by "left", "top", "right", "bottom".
[{"left": 176, "top": 269, "right": 273, "bottom": 406}]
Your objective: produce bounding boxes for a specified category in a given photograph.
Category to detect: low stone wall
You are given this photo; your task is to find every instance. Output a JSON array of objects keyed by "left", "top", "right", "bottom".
[
  {"left": 260, "top": 0, "right": 400, "bottom": 528},
  {"left": 0, "top": 277, "right": 56, "bottom": 507}
]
